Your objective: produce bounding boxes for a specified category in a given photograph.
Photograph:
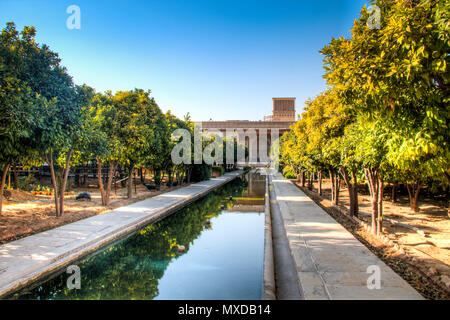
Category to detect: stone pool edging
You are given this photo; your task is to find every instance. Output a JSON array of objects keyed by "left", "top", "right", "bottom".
[
  {"left": 0, "top": 171, "right": 244, "bottom": 298},
  {"left": 270, "top": 172, "right": 424, "bottom": 300},
  {"left": 262, "top": 176, "right": 276, "bottom": 300}
]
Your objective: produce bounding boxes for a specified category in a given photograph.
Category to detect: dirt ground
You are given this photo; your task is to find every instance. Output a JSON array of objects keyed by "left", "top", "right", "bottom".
[
  {"left": 295, "top": 180, "right": 450, "bottom": 299},
  {"left": 0, "top": 180, "right": 186, "bottom": 243}
]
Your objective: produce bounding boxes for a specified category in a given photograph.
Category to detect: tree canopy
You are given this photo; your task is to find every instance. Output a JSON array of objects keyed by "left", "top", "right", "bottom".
[
  {"left": 281, "top": 0, "right": 449, "bottom": 235},
  {"left": 0, "top": 22, "right": 228, "bottom": 215}
]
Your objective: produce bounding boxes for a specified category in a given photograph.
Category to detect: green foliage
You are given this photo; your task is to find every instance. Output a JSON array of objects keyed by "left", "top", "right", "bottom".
[
  {"left": 320, "top": 0, "right": 449, "bottom": 182},
  {"left": 154, "top": 170, "right": 162, "bottom": 190},
  {"left": 0, "top": 23, "right": 41, "bottom": 166},
  {"left": 280, "top": 90, "right": 354, "bottom": 175},
  {"left": 0, "top": 22, "right": 229, "bottom": 214},
  {"left": 282, "top": 166, "right": 297, "bottom": 179},
  {"left": 280, "top": 0, "right": 449, "bottom": 222},
  {"left": 282, "top": 0, "right": 449, "bottom": 182},
  {"left": 17, "top": 174, "right": 37, "bottom": 191},
  {"left": 190, "top": 164, "right": 212, "bottom": 182}
]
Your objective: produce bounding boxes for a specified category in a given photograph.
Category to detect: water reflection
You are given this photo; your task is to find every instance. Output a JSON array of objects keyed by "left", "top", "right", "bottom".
[
  {"left": 16, "top": 173, "right": 266, "bottom": 300},
  {"left": 229, "top": 171, "right": 266, "bottom": 212}
]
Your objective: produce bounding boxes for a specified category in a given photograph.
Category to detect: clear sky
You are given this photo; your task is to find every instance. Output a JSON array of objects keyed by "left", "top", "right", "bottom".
[{"left": 0, "top": 0, "right": 369, "bottom": 121}]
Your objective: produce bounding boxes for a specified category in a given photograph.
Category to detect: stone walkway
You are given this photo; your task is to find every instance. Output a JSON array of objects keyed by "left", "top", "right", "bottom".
[
  {"left": 0, "top": 171, "right": 242, "bottom": 298},
  {"left": 270, "top": 172, "right": 423, "bottom": 300}
]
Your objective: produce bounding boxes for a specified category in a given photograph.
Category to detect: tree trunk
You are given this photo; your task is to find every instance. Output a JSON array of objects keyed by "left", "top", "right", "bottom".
[
  {"left": 341, "top": 167, "right": 358, "bottom": 217},
  {"left": 134, "top": 169, "right": 137, "bottom": 194},
  {"left": 330, "top": 169, "right": 335, "bottom": 203},
  {"left": 406, "top": 180, "right": 421, "bottom": 212},
  {"left": 46, "top": 151, "right": 60, "bottom": 217},
  {"left": 391, "top": 182, "right": 398, "bottom": 203},
  {"left": 58, "top": 150, "right": 72, "bottom": 217},
  {"left": 13, "top": 165, "right": 19, "bottom": 189},
  {"left": 308, "top": 172, "right": 313, "bottom": 190},
  {"left": 318, "top": 171, "right": 323, "bottom": 196},
  {"left": 330, "top": 169, "right": 340, "bottom": 205},
  {"left": 377, "top": 177, "right": 384, "bottom": 235},
  {"left": 97, "top": 158, "right": 107, "bottom": 205},
  {"left": 413, "top": 184, "right": 420, "bottom": 212},
  {"left": 104, "top": 161, "right": 117, "bottom": 206},
  {"left": 301, "top": 171, "right": 306, "bottom": 187},
  {"left": 329, "top": 169, "right": 334, "bottom": 203},
  {"left": 127, "top": 164, "right": 134, "bottom": 199},
  {"left": 187, "top": 167, "right": 192, "bottom": 184},
  {"left": 168, "top": 170, "right": 173, "bottom": 187},
  {"left": 334, "top": 174, "right": 340, "bottom": 206},
  {"left": 0, "top": 164, "right": 11, "bottom": 214},
  {"left": 351, "top": 169, "right": 359, "bottom": 216},
  {"left": 365, "top": 167, "right": 380, "bottom": 235}
]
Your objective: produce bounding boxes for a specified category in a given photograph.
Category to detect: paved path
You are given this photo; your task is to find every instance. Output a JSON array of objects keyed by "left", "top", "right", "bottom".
[
  {"left": 270, "top": 172, "right": 423, "bottom": 300},
  {"left": 0, "top": 171, "right": 243, "bottom": 298}
]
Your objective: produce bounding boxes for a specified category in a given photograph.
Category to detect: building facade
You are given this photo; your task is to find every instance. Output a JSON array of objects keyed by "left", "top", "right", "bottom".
[{"left": 200, "top": 98, "right": 296, "bottom": 167}]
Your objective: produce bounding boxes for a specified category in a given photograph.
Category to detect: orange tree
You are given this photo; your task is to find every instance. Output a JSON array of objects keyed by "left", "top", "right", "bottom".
[
  {"left": 0, "top": 23, "right": 39, "bottom": 213},
  {"left": 321, "top": 0, "right": 449, "bottom": 229}
]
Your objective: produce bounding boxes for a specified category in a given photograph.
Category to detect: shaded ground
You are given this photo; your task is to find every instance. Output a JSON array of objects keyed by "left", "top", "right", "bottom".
[
  {"left": 295, "top": 180, "right": 450, "bottom": 300},
  {"left": 0, "top": 180, "right": 185, "bottom": 243}
]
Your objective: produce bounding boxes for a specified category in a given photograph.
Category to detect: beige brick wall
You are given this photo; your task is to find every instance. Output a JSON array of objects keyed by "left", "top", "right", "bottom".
[{"left": 273, "top": 98, "right": 295, "bottom": 122}]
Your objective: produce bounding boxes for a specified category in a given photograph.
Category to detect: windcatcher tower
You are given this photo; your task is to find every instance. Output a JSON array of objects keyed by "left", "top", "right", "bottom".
[{"left": 272, "top": 98, "right": 296, "bottom": 122}]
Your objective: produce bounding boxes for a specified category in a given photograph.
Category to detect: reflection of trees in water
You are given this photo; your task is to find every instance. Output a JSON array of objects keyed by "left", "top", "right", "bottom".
[{"left": 19, "top": 179, "right": 245, "bottom": 300}]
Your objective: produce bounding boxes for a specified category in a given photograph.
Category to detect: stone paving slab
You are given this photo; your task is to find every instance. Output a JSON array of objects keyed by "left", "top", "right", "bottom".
[
  {"left": 270, "top": 172, "right": 423, "bottom": 300},
  {"left": 0, "top": 171, "right": 242, "bottom": 298}
]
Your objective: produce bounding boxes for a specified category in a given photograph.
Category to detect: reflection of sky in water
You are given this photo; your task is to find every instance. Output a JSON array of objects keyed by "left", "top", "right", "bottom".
[
  {"left": 156, "top": 212, "right": 264, "bottom": 300},
  {"left": 16, "top": 173, "right": 265, "bottom": 300}
]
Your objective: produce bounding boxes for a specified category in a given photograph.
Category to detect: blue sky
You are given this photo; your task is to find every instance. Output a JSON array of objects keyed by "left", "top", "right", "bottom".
[{"left": 0, "top": 0, "right": 369, "bottom": 121}]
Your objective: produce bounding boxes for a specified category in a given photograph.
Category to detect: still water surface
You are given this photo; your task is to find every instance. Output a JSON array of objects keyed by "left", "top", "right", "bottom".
[{"left": 17, "top": 172, "right": 266, "bottom": 300}]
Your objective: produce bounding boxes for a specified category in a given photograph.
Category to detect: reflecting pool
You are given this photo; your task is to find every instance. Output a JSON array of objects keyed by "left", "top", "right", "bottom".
[{"left": 16, "top": 172, "right": 266, "bottom": 300}]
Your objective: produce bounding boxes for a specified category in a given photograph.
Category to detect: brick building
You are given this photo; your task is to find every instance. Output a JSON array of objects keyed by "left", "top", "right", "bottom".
[
  {"left": 272, "top": 98, "right": 296, "bottom": 122},
  {"left": 200, "top": 97, "right": 296, "bottom": 166}
]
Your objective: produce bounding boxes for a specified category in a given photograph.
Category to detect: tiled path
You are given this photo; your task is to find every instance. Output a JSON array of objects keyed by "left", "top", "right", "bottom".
[{"left": 270, "top": 172, "right": 423, "bottom": 300}]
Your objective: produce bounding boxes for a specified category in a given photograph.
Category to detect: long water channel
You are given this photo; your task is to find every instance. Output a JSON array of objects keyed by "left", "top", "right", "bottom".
[{"left": 16, "top": 171, "right": 266, "bottom": 300}]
